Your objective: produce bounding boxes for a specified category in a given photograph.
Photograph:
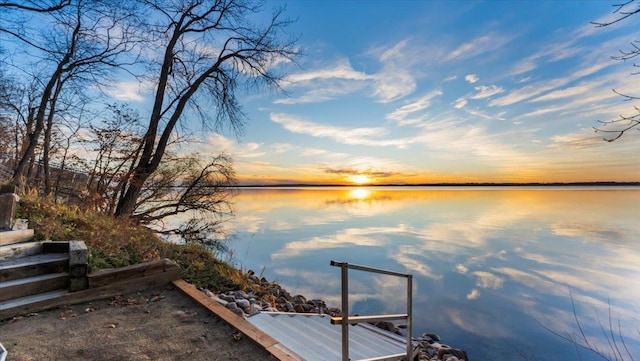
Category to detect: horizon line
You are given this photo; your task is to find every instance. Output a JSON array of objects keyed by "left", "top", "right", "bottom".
[{"left": 236, "top": 181, "right": 640, "bottom": 187}]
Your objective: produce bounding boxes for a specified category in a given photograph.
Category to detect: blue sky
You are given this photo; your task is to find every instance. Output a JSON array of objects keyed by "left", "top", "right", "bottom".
[{"left": 113, "top": 0, "right": 640, "bottom": 185}]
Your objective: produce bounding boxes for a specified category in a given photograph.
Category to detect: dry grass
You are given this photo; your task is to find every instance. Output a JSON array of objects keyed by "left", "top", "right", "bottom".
[{"left": 16, "top": 194, "right": 250, "bottom": 292}]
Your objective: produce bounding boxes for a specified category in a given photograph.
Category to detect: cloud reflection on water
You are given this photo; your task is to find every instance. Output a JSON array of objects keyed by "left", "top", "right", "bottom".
[{"left": 229, "top": 187, "right": 640, "bottom": 360}]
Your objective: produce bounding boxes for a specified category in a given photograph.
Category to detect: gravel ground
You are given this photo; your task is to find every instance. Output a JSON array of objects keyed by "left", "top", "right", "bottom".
[{"left": 0, "top": 285, "right": 274, "bottom": 361}]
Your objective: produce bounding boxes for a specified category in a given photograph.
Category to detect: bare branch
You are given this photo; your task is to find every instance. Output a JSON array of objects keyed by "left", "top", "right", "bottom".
[{"left": 0, "top": 0, "right": 71, "bottom": 12}]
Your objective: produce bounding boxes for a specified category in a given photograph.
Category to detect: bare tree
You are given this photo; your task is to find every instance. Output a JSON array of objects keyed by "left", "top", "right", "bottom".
[
  {"left": 593, "top": 0, "right": 640, "bottom": 141},
  {"left": 114, "top": 0, "right": 298, "bottom": 217},
  {"left": 2, "top": 0, "right": 141, "bottom": 187},
  {"left": 136, "top": 153, "right": 237, "bottom": 248},
  {"left": 73, "top": 103, "right": 144, "bottom": 213}
]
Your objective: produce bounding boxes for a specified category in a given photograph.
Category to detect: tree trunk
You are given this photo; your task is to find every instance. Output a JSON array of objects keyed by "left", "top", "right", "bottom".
[{"left": 11, "top": 18, "right": 79, "bottom": 187}]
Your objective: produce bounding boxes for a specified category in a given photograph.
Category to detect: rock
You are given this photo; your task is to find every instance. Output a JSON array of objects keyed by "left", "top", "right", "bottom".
[
  {"left": 301, "top": 304, "right": 315, "bottom": 313},
  {"left": 231, "top": 290, "right": 249, "bottom": 300},
  {"left": 293, "top": 295, "right": 306, "bottom": 305},
  {"left": 284, "top": 301, "right": 295, "bottom": 312},
  {"left": 423, "top": 333, "right": 440, "bottom": 342},
  {"left": 294, "top": 304, "right": 305, "bottom": 313},
  {"left": 437, "top": 348, "right": 468, "bottom": 361},
  {"left": 373, "top": 321, "right": 401, "bottom": 335},
  {"left": 225, "top": 302, "right": 245, "bottom": 318},
  {"left": 219, "top": 294, "right": 235, "bottom": 303},
  {"left": 236, "top": 298, "right": 250, "bottom": 311},
  {"left": 226, "top": 301, "right": 237, "bottom": 309}
]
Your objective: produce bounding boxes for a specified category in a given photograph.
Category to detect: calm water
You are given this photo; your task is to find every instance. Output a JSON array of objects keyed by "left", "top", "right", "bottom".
[{"left": 223, "top": 187, "right": 640, "bottom": 361}]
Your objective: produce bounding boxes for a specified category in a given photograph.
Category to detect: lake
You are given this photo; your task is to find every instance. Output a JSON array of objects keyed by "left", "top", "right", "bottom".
[{"left": 223, "top": 187, "right": 640, "bottom": 360}]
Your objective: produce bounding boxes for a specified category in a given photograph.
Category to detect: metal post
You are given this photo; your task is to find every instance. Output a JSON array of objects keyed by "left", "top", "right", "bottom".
[
  {"left": 341, "top": 263, "right": 349, "bottom": 361},
  {"left": 406, "top": 275, "right": 413, "bottom": 360}
]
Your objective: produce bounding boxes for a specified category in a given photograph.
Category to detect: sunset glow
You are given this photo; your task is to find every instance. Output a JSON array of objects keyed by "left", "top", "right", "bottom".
[
  {"left": 348, "top": 174, "right": 372, "bottom": 185},
  {"left": 37, "top": 1, "right": 637, "bottom": 185}
]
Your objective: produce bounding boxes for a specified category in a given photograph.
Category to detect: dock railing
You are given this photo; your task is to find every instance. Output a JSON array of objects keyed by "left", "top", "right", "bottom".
[{"left": 330, "top": 260, "right": 414, "bottom": 361}]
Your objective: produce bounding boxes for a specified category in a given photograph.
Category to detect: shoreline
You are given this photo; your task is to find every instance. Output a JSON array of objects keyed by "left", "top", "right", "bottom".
[
  {"left": 206, "top": 270, "right": 470, "bottom": 361},
  {"left": 236, "top": 181, "right": 640, "bottom": 187}
]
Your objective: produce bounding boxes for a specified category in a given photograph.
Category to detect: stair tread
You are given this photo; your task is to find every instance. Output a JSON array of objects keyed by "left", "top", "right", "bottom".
[
  {"left": 0, "top": 289, "right": 69, "bottom": 311},
  {"left": 0, "top": 229, "right": 35, "bottom": 247},
  {"left": 0, "top": 252, "right": 69, "bottom": 270},
  {"left": 0, "top": 272, "right": 69, "bottom": 288},
  {"left": 0, "top": 241, "right": 44, "bottom": 260}
]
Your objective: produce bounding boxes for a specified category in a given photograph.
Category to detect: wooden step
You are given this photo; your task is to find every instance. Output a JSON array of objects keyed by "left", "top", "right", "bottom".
[
  {"left": 0, "top": 289, "right": 69, "bottom": 319},
  {"left": 0, "top": 253, "right": 69, "bottom": 283},
  {"left": 0, "top": 229, "right": 34, "bottom": 246},
  {"left": 0, "top": 272, "right": 69, "bottom": 302},
  {"left": 0, "top": 241, "right": 43, "bottom": 261}
]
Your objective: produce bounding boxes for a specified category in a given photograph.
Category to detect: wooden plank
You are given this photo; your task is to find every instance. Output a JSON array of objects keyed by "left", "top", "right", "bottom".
[
  {"left": 172, "top": 279, "right": 304, "bottom": 361},
  {"left": 0, "top": 273, "right": 68, "bottom": 302},
  {"left": 0, "top": 253, "right": 68, "bottom": 282},
  {"left": 0, "top": 260, "right": 181, "bottom": 320},
  {"left": 89, "top": 258, "right": 180, "bottom": 288},
  {"left": 0, "top": 289, "right": 69, "bottom": 312},
  {"left": 0, "top": 229, "right": 35, "bottom": 247}
]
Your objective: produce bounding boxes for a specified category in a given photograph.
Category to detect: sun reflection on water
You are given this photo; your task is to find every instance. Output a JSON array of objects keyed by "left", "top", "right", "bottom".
[{"left": 349, "top": 188, "right": 371, "bottom": 199}]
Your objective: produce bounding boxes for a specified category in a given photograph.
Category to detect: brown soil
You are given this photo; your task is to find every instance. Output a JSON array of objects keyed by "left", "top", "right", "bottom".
[{"left": 0, "top": 285, "right": 274, "bottom": 361}]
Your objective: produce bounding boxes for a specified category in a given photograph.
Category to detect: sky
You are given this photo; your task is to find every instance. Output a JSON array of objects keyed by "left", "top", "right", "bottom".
[{"left": 119, "top": 1, "right": 640, "bottom": 185}]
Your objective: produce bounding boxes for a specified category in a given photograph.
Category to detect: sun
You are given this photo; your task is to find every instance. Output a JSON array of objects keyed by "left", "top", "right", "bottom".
[{"left": 348, "top": 174, "right": 371, "bottom": 185}]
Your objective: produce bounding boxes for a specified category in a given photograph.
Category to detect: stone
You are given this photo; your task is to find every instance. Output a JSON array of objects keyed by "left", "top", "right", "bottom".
[
  {"left": 293, "top": 294, "right": 306, "bottom": 304},
  {"left": 231, "top": 290, "right": 249, "bottom": 299},
  {"left": 219, "top": 294, "right": 236, "bottom": 303},
  {"left": 225, "top": 302, "right": 245, "bottom": 318},
  {"left": 299, "top": 304, "right": 313, "bottom": 313},
  {"left": 423, "top": 333, "right": 440, "bottom": 342},
  {"left": 284, "top": 301, "right": 295, "bottom": 312},
  {"left": 236, "top": 298, "right": 250, "bottom": 310},
  {"left": 0, "top": 192, "right": 19, "bottom": 231},
  {"left": 437, "top": 348, "right": 468, "bottom": 361}
]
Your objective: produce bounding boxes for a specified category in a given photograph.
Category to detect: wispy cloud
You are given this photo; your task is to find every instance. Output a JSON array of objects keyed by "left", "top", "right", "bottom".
[
  {"left": 275, "top": 58, "right": 371, "bottom": 104},
  {"left": 104, "top": 80, "right": 153, "bottom": 102},
  {"left": 470, "top": 85, "right": 504, "bottom": 99},
  {"left": 270, "top": 112, "right": 414, "bottom": 148},
  {"left": 454, "top": 98, "right": 467, "bottom": 109},
  {"left": 386, "top": 90, "right": 443, "bottom": 123},
  {"left": 372, "top": 39, "right": 419, "bottom": 103},
  {"left": 446, "top": 33, "right": 510, "bottom": 61},
  {"left": 271, "top": 112, "right": 385, "bottom": 141},
  {"left": 465, "top": 74, "right": 479, "bottom": 84},
  {"left": 284, "top": 59, "right": 370, "bottom": 83}
]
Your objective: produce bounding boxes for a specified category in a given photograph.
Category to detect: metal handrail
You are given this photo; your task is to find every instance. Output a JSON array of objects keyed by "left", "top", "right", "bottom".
[{"left": 330, "top": 260, "right": 413, "bottom": 361}]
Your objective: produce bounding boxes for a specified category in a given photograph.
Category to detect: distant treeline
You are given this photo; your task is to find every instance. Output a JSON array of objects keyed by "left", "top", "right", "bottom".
[{"left": 237, "top": 182, "right": 640, "bottom": 188}]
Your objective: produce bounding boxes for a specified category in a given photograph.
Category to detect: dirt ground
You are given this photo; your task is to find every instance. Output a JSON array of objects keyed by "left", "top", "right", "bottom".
[{"left": 0, "top": 285, "right": 274, "bottom": 361}]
